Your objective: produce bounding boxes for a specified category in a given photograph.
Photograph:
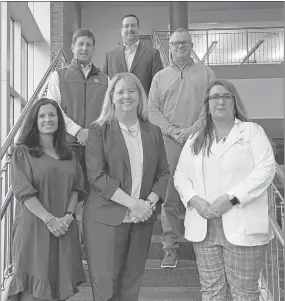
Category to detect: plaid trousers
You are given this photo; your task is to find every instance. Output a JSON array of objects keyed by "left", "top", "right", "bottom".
[{"left": 193, "top": 217, "right": 268, "bottom": 301}]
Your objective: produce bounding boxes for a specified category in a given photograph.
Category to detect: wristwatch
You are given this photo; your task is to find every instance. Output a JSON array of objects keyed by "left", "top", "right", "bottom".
[
  {"left": 227, "top": 194, "right": 240, "bottom": 206},
  {"left": 65, "top": 211, "right": 76, "bottom": 219}
]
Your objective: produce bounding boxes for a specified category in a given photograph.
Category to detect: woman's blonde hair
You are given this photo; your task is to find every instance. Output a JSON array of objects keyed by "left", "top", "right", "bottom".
[
  {"left": 96, "top": 72, "right": 149, "bottom": 126},
  {"left": 192, "top": 79, "right": 248, "bottom": 155}
]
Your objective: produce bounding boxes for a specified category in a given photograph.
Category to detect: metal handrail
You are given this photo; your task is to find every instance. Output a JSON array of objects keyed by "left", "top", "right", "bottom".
[
  {"left": 269, "top": 217, "right": 284, "bottom": 247},
  {"left": 156, "top": 26, "right": 284, "bottom": 33},
  {"left": 0, "top": 49, "right": 67, "bottom": 159},
  {"left": 152, "top": 28, "right": 170, "bottom": 68},
  {"left": 0, "top": 187, "right": 12, "bottom": 220},
  {"left": 155, "top": 27, "right": 284, "bottom": 66}
]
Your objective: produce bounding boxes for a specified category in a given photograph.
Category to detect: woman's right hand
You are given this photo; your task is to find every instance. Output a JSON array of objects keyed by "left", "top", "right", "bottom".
[
  {"left": 46, "top": 217, "right": 69, "bottom": 237},
  {"left": 130, "top": 199, "right": 153, "bottom": 222},
  {"left": 190, "top": 196, "right": 220, "bottom": 219}
]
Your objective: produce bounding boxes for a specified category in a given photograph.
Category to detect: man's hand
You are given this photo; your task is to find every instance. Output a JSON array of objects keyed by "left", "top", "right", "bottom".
[
  {"left": 130, "top": 199, "right": 153, "bottom": 222},
  {"left": 210, "top": 194, "right": 233, "bottom": 216},
  {"left": 176, "top": 126, "right": 196, "bottom": 145},
  {"left": 190, "top": 195, "right": 220, "bottom": 219},
  {"left": 76, "top": 128, "right": 89, "bottom": 146}
]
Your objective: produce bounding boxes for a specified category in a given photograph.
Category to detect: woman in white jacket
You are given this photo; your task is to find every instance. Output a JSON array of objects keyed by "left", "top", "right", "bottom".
[{"left": 174, "top": 79, "right": 275, "bottom": 301}]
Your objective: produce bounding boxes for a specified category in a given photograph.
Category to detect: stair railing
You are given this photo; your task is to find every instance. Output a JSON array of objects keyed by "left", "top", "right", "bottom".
[
  {"left": 152, "top": 28, "right": 170, "bottom": 68},
  {"left": 0, "top": 49, "right": 68, "bottom": 292},
  {"left": 259, "top": 164, "right": 284, "bottom": 301}
]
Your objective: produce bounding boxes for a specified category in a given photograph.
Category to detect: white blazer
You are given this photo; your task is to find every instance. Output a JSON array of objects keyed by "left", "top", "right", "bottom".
[{"left": 174, "top": 119, "right": 276, "bottom": 246}]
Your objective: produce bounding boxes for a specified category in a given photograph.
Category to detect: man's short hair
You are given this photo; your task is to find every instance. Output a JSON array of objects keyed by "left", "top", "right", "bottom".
[
  {"left": 72, "top": 28, "right": 95, "bottom": 46},
  {"left": 170, "top": 28, "right": 192, "bottom": 41},
  {"left": 121, "top": 14, "right": 140, "bottom": 27}
]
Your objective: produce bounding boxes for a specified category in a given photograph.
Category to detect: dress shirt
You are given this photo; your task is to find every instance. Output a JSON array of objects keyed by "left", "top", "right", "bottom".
[
  {"left": 149, "top": 60, "right": 215, "bottom": 136},
  {"left": 124, "top": 41, "right": 139, "bottom": 71},
  {"left": 46, "top": 63, "right": 92, "bottom": 137},
  {"left": 118, "top": 121, "right": 144, "bottom": 223}
]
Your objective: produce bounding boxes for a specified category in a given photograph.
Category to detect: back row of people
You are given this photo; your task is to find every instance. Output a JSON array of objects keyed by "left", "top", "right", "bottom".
[{"left": 8, "top": 13, "right": 276, "bottom": 301}]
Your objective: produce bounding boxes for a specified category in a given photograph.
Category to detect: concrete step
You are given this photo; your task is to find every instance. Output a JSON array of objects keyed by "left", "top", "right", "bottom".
[
  {"left": 153, "top": 214, "right": 185, "bottom": 236},
  {"left": 148, "top": 235, "right": 196, "bottom": 260},
  {"left": 142, "top": 260, "right": 200, "bottom": 287},
  {"left": 81, "top": 259, "right": 200, "bottom": 288},
  {"left": 69, "top": 287, "right": 203, "bottom": 301}
]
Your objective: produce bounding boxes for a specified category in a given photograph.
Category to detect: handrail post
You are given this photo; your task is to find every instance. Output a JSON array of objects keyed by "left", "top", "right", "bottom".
[
  {"left": 206, "top": 30, "right": 209, "bottom": 65},
  {"left": 246, "top": 29, "right": 249, "bottom": 64}
]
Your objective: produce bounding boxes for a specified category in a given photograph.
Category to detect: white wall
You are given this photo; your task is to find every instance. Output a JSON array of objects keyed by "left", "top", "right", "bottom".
[
  {"left": 229, "top": 78, "right": 284, "bottom": 119},
  {"left": 81, "top": 3, "right": 168, "bottom": 68}
]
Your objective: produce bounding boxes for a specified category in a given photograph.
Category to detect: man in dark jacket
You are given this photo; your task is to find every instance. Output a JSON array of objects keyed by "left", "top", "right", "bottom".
[{"left": 102, "top": 14, "right": 163, "bottom": 96}]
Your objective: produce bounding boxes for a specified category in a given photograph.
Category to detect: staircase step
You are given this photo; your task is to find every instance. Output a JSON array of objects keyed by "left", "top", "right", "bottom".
[
  {"left": 139, "top": 287, "right": 202, "bottom": 300},
  {"left": 81, "top": 259, "right": 199, "bottom": 288},
  {"left": 148, "top": 235, "right": 196, "bottom": 260},
  {"left": 142, "top": 260, "right": 200, "bottom": 287},
  {"left": 69, "top": 287, "right": 202, "bottom": 301},
  {"left": 152, "top": 214, "right": 185, "bottom": 235}
]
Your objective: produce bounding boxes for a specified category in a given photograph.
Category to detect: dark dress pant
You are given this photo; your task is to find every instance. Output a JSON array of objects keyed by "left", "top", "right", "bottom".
[
  {"left": 83, "top": 219, "right": 153, "bottom": 301},
  {"left": 68, "top": 144, "right": 87, "bottom": 256}
]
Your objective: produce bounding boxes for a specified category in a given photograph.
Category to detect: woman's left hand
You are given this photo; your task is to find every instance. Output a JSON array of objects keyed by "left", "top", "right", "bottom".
[{"left": 210, "top": 194, "right": 233, "bottom": 215}]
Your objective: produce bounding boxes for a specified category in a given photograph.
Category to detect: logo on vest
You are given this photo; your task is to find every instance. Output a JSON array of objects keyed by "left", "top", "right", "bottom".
[{"left": 94, "top": 79, "right": 99, "bottom": 83}]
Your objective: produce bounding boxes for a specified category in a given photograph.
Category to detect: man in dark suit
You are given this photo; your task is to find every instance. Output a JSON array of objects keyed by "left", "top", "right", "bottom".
[{"left": 102, "top": 14, "right": 163, "bottom": 96}]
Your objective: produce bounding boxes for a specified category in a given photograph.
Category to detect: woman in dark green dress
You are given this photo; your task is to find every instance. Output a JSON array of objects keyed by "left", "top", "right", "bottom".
[{"left": 8, "top": 98, "right": 86, "bottom": 301}]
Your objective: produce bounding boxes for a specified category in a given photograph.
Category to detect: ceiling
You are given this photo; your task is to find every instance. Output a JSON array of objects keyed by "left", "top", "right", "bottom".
[{"left": 80, "top": 1, "right": 284, "bottom": 10}]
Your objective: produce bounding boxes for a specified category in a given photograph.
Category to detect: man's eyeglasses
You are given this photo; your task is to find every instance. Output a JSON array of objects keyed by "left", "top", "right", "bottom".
[
  {"left": 170, "top": 40, "right": 191, "bottom": 48},
  {"left": 209, "top": 94, "right": 234, "bottom": 101}
]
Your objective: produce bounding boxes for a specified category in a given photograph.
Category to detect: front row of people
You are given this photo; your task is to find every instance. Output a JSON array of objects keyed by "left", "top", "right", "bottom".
[{"left": 8, "top": 73, "right": 275, "bottom": 301}]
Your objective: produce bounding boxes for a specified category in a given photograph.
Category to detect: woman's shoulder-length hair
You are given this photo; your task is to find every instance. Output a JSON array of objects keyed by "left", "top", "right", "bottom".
[
  {"left": 17, "top": 97, "right": 72, "bottom": 160},
  {"left": 191, "top": 79, "right": 248, "bottom": 156},
  {"left": 96, "top": 72, "right": 149, "bottom": 126}
]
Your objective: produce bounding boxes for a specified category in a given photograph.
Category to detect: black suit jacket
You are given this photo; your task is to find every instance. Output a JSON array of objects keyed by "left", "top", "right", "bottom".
[
  {"left": 83, "top": 119, "right": 170, "bottom": 226},
  {"left": 102, "top": 42, "right": 163, "bottom": 95}
]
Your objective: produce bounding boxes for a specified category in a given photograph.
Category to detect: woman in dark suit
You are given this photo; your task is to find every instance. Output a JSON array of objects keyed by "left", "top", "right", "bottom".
[{"left": 83, "top": 72, "right": 169, "bottom": 301}]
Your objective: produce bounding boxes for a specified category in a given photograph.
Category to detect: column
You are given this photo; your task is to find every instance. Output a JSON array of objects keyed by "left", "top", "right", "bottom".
[{"left": 169, "top": 2, "right": 188, "bottom": 31}]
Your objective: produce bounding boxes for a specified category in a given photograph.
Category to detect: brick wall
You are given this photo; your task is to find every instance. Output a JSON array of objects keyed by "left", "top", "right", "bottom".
[{"left": 50, "top": 2, "right": 81, "bottom": 62}]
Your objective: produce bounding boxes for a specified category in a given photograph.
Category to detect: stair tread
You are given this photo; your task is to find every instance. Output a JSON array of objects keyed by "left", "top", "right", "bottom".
[
  {"left": 145, "top": 259, "right": 197, "bottom": 269},
  {"left": 69, "top": 287, "right": 202, "bottom": 301},
  {"left": 151, "top": 235, "right": 188, "bottom": 242}
]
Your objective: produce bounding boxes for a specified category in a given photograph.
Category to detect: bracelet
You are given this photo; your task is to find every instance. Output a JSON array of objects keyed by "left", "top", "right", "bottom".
[
  {"left": 146, "top": 198, "right": 156, "bottom": 209},
  {"left": 44, "top": 213, "right": 55, "bottom": 226}
]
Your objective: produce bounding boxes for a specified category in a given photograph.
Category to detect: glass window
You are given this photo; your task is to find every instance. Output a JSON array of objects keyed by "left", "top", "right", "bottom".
[
  {"left": 21, "top": 35, "right": 28, "bottom": 101},
  {"left": 9, "top": 95, "right": 14, "bottom": 132},
  {"left": 9, "top": 17, "right": 14, "bottom": 87}
]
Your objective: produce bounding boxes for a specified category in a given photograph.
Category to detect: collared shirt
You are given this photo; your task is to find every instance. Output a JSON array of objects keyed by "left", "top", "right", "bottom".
[
  {"left": 124, "top": 40, "right": 139, "bottom": 71},
  {"left": 118, "top": 120, "right": 144, "bottom": 223},
  {"left": 148, "top": 60, "right": 216, "bottom": 136},
  {"left": 46, "top": 63, "right": 92, "bottom": 137}
]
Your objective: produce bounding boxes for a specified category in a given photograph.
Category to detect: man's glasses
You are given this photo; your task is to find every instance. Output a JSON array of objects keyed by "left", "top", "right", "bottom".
[
  {"left": 170, "top": 40, "right": 191, "bottom": 48},
  {"left": 209, "top": 94, "right": 234, "bottom": 101}
]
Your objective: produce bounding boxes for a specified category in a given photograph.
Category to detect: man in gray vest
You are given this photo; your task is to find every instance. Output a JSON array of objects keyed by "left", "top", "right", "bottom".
[
  {"left": 47, "top": 28, "right": 108, "bottom": 186},
  {"left": 47, "top": 28, "right": 108, "bottom": 259}
]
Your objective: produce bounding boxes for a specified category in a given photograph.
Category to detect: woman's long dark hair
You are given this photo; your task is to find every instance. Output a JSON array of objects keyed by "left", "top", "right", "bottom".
[
  {"left": 191, "top": 80, "right": 248, "bottom": 156},
  {"left": 17, "top": 98, "right": 72, "bottom": 160}
]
